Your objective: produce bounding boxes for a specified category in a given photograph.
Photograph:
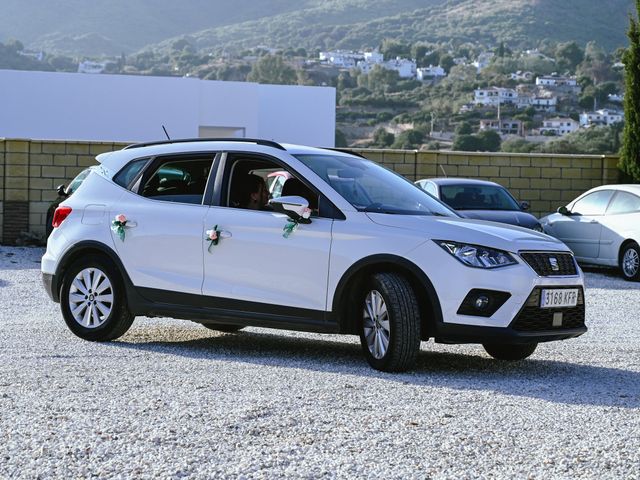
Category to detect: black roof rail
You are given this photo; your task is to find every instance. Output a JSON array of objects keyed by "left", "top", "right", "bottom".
[
  {"left": 323, "top": 147, "right": 368, "bottom": 159},
  {"left": 123, "top": 138, "right": 286, "bottom": 151}
]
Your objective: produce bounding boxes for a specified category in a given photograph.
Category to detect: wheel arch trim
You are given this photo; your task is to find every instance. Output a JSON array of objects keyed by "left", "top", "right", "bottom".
[{"left": 331, "top": 254, "right": 443, "bottom": 335}]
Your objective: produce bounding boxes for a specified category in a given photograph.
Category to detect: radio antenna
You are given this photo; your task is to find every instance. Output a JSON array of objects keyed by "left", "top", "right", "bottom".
[{"left": 162, "top": 125, "right": 171, "bottom": 140}]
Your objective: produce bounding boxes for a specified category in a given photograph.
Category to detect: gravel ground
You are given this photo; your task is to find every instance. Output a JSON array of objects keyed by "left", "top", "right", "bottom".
[{"left": 1, "top": 246, "right": 639, "bottom": 479}]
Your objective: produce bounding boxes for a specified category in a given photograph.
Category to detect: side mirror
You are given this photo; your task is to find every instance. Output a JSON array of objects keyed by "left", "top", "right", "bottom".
[
  {"left": 557, "top": 206, "right": 571, "bottom": 215},
  {"left": 56, "top": 184, "right": 68, "bottom": 197},
  {"left": 519, "top": 201, "right": 530, "bottom": 211},
  {"left": 269, "top": 195, "right": 312, "bottom": 224}
]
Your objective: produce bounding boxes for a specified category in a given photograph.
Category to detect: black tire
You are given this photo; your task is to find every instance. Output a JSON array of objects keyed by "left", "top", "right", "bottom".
[
  {"left": 201, "top": 323, "right": 244, "bottom": 333},
  {"left": 619, "top": 242, "right": 640, "bottom": 281},
  {"left": 60, "top": 255, "right": 134, "bottom": 341},
  {"left": 483, "top": 343, "right": 537, "bottom": 361},
  {"left": 358, "top": 272, "right": 421, "bottom": 372}
]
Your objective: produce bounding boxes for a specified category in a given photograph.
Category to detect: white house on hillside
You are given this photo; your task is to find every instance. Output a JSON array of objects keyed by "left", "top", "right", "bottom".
[
  {"left": 417, "top": 65, "right": 446, "bottom": 81},
  {"left": 540, "top": 117, "right": 579, "bottom": 136},
  {"left": 579, "top": 109, "right": 624, "bottom": 127},
  {"left": 536, "top": 75, "right": 578, "bottom": 87},
  {"left": 473, "top": 87, "right": 518, "bottom": 106},
  {"left": 78, "top": 61, "right": 108, "bottom": 74},
  {"left": 472, "top": 52, "right": 494, "bottom": 72},
  {"left": 480, "top": 118, "right": 523, "bottom": 136}
]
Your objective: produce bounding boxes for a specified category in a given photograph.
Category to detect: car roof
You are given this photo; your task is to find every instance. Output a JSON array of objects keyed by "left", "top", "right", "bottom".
[
  {"left": 585, "top": 184, "right": 640, "bottom": 196},
  {"left": 96, "top": 139, "right": 356, "bottom": 174},
  {"left": 418, "top": 177, "right": 504, "bottom": 187}
]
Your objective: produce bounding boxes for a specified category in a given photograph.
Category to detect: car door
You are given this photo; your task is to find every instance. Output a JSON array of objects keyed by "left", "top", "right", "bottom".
[
  {"left": 550, "top": 190, "right": 614, "bottom": 260},
  {"left": 201, "top": 153, "right": 333, "bottom": 319},
  {"left": 111, "top": 154, "right": 217, "bottom": 295},
  {"left": 598, "top": 191, "right": 640, "bottom": 263}
]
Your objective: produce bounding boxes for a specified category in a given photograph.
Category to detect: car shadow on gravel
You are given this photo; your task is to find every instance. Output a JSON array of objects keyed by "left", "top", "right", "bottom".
[{"left": 111, "top": 329, "right": 640, "bottom": 409}]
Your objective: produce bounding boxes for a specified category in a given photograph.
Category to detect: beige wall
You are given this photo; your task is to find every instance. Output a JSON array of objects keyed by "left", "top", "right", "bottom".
[
  {"left": 0, "top": 139, "right": 622, "bottom": 244},
  {"left": 351, "top": 149, "right": 621, "bottom": 217}
]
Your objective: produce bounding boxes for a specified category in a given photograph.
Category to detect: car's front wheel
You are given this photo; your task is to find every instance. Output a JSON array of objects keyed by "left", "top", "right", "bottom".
[
  {"left": 359, "top": 273, "right": 420, "bottom": 372},
  {"left": 60, "top": 255, "right": 134, "bottom": 341},
  {"left": 620, "top": 242, "right": 640, "bottom": 281},
  {"left": 483, "top": 343, "right": 537, "bottom": 361}
]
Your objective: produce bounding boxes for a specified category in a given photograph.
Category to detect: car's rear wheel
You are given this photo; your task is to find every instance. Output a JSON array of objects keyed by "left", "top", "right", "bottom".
[
  {"left": 359, "top": 273, "right": 420, "bottom": 372},
  {"left": 201, "top": 323, "right": 244, "bottom": 333},
  {"left": 620, "top": 242, "right": 640, "bottom": 281},
  {"left": 483, "top": 343, "right": 537, "bottom": 361},
  {"left": 60, "top": 255, "right": 134, "bottom": 341}
]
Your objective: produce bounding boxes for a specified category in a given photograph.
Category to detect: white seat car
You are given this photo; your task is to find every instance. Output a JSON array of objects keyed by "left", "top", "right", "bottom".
[
  {"left": 541, "top": 184, "right": 640, "bottom": 281},
  {"left": 43, "top": 139, "right": 586, "bottom": 372}
]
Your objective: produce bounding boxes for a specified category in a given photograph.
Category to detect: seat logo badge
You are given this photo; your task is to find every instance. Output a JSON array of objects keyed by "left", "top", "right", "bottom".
[{"left": 549, "top": 257, "right": 560, "bottom": 271}]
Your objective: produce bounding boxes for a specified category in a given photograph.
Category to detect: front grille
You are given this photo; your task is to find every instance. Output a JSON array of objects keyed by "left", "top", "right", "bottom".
[
  {"left": 520, "top": 252, "right": 578, "bottom": 276},
  {"left": 511, "top": 287, "right": 585, "bottom": 332}
]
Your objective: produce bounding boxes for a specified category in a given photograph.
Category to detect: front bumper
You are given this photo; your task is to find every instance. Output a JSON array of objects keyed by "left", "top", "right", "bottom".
[{"left": 434, "top": 286, "right": 587, "bottom": 344}]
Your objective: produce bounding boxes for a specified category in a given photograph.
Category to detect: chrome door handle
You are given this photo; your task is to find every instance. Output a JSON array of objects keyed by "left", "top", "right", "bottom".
[
  {"left": 125, "top": 221, "right": 138, "bottom": 228},
  {"left": 219, "top": 230, "right": 232, "bottom": 239}
]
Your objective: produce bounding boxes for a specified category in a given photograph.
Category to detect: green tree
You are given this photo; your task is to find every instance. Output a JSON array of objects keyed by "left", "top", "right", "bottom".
[
  {"left": 247, "top": 55, "right": 296, "bottom": 85},
  {"left": 477, "top": 130, "right": 502, "bottom": 152},
  {"left": 555, "top": 41, "right": 584, "bottom": 73},
  {"left": 372, "top": 128, "right": 395, "bottom": 147},
  {"left": 453, "top": 134, "right": 482, "bottom": 152},
  {"left": 380, "top": 39, "right": 411, "bottom": 60},
  {"left": 335, "top": 129, "right": 348, "bottom": 148},
  {"left": 621, "top": 1, "right": 640, "bottom": 180},
  {"left": 391, "top": 129, "right": 424, "bottom": 149},
  {"left": 455, "top": 121, "right": 473, "bottom": 135}
]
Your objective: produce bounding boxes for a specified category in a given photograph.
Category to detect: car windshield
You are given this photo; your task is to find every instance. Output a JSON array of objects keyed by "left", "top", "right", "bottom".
[
  {"left": 440, "top": 184, "right": 521, "bottom": 211},
  {"left": 294, "top": 154, "right": 457, "bottom": 217}
]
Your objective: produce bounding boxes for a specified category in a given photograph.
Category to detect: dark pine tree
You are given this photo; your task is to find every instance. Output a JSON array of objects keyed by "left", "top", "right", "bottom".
[{"left": 620, "top": 0, "right": 640, "bottom": 181}]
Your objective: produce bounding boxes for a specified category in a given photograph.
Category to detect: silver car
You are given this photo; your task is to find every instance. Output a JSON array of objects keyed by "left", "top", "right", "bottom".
[{"left": 541, "top": 185, "right": 640, "bottom": 281}]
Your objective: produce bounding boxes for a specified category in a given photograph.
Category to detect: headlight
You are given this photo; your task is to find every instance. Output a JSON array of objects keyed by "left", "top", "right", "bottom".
[{"left": 435, "top": 240, "right": 517, "bottom": 269}]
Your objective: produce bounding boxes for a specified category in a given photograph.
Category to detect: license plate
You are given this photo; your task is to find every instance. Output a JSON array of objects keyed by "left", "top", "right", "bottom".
[{"left": 540, "top": 289, "right": 579, "bottom": 308}]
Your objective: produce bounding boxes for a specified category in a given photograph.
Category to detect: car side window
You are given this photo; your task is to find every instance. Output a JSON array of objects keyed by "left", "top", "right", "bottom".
[
  {"left": 606, "top": 191, "right": 640, "bottom": 215},
  {"left": 571, "top": 190, "right": 614, "bottom": 216},
  {"left": 114, "top": 159, "right": 148, "bottom": 189},
  {"left": 141, "top": 158, "right": 213, "bottom": 205},
  {"left": 225, "top": 157, "right": 320, "bottom": 215}
]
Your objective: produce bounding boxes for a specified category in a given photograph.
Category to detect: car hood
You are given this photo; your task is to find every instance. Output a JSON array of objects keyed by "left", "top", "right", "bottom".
[
  {"left": 457, "top": 210, "right": 539, "bottom": 228},
  {"left": 366, "top": 213, "right": 566, "bottom": 253}
]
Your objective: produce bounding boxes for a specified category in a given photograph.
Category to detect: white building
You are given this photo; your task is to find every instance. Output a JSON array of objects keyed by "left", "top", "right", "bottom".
[
  {"left": 480, "top": 118, "right": 523, "bottom": 136},
  {"left": 579, "top": 109, "right": 624, "bottom": 127},
  {"left": 416, "top": 65, "right": 446, "bottom": 81},
  {"left": 473, "top": 87, "right": 518, "bottom": 106},
  {"left": 472, "top": 52, "right": 494, "bottom": 72},
  {"left": 528, "top": 96, "right": 557, "bottom": 112},
  {"left": 78, "top": 61, "right": 108, "bottom": 74},
  {"left": 384, "top": 58, "right": 417, "bottom": 78},
  {"left": 540, "top": 117, "right": 579, "bottom": 136},
  {"left": 608, "top": 94, "right": 623, "bottom": 103},
  {"left": 536, "top": 75, "right": 578, "bottom": 87},
  {"left": 364, "top": 51, "right": 384, "bottom": 64},
  {"left": 509, "top": 71, "right": 533, "bottom": 81},
  {"left": 0, "top": 70, "right": 336, "bottom": 146},
  {"left": 319, "top": 50, "right": 364, "bottom": 68}
]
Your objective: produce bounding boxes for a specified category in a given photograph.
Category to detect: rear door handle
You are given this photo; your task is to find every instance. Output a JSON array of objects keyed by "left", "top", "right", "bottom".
[
  {"left": 219, "top": 230, "right": 232, "bottom": 239},
  {"left": 125, "top": 221, "right": 138, "bottom": 228}
]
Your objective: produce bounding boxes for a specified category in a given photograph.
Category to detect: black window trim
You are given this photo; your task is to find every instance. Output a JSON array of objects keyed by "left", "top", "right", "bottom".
[
  {"left": 130, "top": 151, "right": 220, "bottom": 207},
  {"left": 214, "top": 150, "right": 346, "bottom": 220}
]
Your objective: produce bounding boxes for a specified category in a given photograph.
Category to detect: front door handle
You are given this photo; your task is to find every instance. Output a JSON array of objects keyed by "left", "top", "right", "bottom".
[
  {"left": 125, "top": 221, "right": 138, "bottom": 228},
  {"left": 219, "top": 230, "right": 232, "bottom": 239}
]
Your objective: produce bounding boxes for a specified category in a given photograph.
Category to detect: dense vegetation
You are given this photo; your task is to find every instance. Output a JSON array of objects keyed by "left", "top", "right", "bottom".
[{"left": 0, "top": 0, "right": 633, "bottom": 56}]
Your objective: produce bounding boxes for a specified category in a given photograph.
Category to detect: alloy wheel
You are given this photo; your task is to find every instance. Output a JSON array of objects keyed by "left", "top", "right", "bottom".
[
  {"left": 68, "top": 267, "right": 114, "bottom": 328},
  {"left": 623, "top": 247, "right": 639, "bottom": 278},
  {"left": 362, "top": 290, "right": 390, "bottom": 359}
]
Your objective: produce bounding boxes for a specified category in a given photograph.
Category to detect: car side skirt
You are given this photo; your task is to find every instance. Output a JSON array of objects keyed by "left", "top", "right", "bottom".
[{"left": 132, "top": 287, "right": 338, "bottom": 334}]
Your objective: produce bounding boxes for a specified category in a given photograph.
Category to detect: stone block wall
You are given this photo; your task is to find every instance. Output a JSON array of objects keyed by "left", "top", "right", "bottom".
[
  {"left": 351, "top": 149, "right": 621, "bottom": 217},
  {"left": 0, "top": 139, "right": 624, "bottom": 244},
  {"left": 0, "top": 139, "right": 126, "bottom": 244}
]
